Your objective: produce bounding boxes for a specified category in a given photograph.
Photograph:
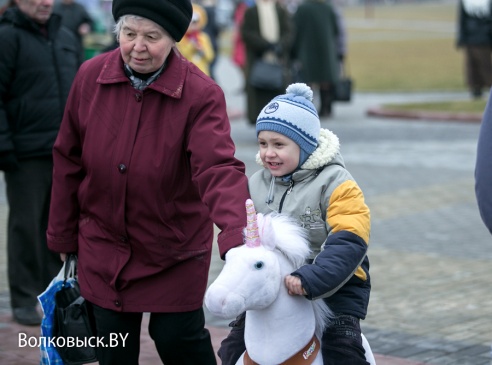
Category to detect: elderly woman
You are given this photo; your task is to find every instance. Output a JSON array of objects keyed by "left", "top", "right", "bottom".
[{"left": 46, "top": 0, "right": 250, "bottom": 364}]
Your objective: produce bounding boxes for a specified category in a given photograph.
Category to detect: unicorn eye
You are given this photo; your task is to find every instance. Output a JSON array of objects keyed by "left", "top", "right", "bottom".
[{"left": 254, "top": 261, "right": 264, "bottom": 270}]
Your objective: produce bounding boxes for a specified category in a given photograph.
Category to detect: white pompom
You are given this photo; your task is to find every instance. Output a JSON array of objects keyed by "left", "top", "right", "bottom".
[{"left": 285, "top": 83, "right": 313, "bottom": 102}]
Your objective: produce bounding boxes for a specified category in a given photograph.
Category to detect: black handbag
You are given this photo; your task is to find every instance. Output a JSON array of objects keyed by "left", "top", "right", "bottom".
[
  {"left": 248, "top": 59, "right": 285, "bottom": 91},
  {"left": 53, "top": 254, "right": 98, "bottom": 365},
  {"left": 334, "top": 62, "right": 353, "bottom": 102}
]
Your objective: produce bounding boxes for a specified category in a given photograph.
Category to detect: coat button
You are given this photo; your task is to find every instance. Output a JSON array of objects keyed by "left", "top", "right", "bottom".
[
  {"left": 118, "top": 163, "right": 127, "bottom": 173},
  {"left": 119, "top": 236, "right": 128, "bottom": 243},
  {"left": 135, "top": 93, "right": 142, "bottom": 102},
  {"left": 114, "top": 300, "right": 121, "bottom": 307}
]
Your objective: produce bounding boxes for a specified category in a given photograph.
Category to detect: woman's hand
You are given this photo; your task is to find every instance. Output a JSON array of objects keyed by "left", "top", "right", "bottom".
[
  {"left": 284, "top": 275, "right": 307, "bottom": 296},
  {"left": 60, "top": 253, "right": 67, "bottom": 262}
]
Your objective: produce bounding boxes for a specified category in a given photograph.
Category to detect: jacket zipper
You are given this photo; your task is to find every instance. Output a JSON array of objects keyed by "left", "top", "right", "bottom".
[{"left": 278, "top": 180, "right": 294, "bottom": 213}]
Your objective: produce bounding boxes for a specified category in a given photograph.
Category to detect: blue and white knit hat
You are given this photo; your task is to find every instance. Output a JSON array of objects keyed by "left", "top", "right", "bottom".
[{"left": 256, "top": 83, "right": 320, "bottom": 166}]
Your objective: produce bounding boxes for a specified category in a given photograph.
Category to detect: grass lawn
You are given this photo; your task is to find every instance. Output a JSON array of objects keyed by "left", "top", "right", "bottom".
[
  {"left": 348, "top": 38, "right": 464, "bottom": 92},
  {"left": 344, "top": 2, "right": 464, "bottom": 92},
  {"left": 381, "top": 99, "right": 487, "bottom": 114}
]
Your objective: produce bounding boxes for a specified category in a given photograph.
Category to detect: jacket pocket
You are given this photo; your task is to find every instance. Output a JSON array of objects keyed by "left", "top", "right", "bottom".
[{"left": 156, "top": 201, "right": 187, "bottom": 243}]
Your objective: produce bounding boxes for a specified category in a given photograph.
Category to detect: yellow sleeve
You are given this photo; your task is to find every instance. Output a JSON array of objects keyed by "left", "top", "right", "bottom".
[{"left": 327, "top": 180, "right": 371, "bottom": 245}]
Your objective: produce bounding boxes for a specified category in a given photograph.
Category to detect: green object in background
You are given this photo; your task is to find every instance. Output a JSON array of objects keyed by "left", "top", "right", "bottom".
[
  {"left": 84, "top": 47, "right": 100, "bottom": 60},
  {"left": 83, "top": 33, "right": 114, "bottom": 60},
  {"left": 381, "top": 100, "right": 487, "bottom": 115}
]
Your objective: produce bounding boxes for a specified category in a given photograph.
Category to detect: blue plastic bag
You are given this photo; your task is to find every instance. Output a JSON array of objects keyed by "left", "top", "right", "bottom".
[{"left": 38, "top": 260, "right": 76, "bottom": 365}]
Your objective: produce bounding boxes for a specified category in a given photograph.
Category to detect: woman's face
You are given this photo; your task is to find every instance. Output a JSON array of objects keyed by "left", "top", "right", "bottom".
[
  {"left": 119, "top": 17, "right": 175, "bottom": 74},
  {"left": 258, "top": 131, "right": 300, "bottom": 177}
]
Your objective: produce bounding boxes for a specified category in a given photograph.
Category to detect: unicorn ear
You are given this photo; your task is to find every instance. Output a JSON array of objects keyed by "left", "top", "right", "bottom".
[{"left": 257, "top": 213, "right": 276, "bottom": 251}]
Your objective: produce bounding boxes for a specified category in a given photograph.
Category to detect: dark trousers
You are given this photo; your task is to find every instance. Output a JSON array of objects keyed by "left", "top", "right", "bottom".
[
  {"left": 91, "top": 304, "right": 217, "bottom": 365},
  {"left": 319, "top": 83, "right": 333, "bottom": 117},
  {"left": 4, "top": 157, "right": 62, "bottom": 308},
  {"left": 465, "top": 45, "right": 492, "bottom": 93},
  {"left": 218, "top": 312, "right": 369, "bottom": 365},
  {"left": 321, "top": 314, "right": 370, "bottom": 365}
]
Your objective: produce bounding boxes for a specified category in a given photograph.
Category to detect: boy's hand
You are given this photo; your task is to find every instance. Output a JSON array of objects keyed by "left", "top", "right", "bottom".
[{"left": 285, "top": 275, "right": 307, "bottom": 296}]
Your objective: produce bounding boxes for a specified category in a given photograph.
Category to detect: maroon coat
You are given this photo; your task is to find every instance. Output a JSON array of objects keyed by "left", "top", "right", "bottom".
[{"left": 47, "top": 48, "right": 250, "bottom": 312}]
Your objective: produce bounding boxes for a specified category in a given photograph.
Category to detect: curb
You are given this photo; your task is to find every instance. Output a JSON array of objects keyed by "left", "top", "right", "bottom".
[{"left": 367, "top": 107, "right": 483, "bottom": 123}]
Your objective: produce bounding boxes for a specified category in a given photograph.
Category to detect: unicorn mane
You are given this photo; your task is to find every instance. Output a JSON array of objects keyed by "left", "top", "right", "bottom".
[
  {"left": 255, "top": 212, "right": 333, "bottom": 337},
  {"left": 256, "top": 213, "right": 310, "bottom": 268}
]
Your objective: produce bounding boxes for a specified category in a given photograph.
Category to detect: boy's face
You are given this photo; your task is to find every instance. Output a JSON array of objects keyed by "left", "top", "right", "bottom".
[{"left": 258, "top": 131, "right": 300, "bottom": 177}]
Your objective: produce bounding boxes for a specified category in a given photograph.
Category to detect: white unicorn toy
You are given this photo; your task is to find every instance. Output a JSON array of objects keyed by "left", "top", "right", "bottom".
[{"left": 205, "top": 199, "right": 376, "bottom": 365}]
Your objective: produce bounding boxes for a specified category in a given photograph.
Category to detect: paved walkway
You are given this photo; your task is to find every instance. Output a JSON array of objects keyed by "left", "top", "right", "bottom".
[{"left": 1, "top": 55, "right": 491, "bottom": 364}]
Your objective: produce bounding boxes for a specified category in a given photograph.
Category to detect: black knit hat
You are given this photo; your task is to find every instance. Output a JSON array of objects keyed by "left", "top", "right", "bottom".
[{"left": 112, "top": 0, "right": 193, "bottom": 42}]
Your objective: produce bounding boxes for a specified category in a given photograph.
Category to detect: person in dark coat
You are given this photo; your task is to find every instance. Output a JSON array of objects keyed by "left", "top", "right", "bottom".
[
  {"left": 0, "top": 0, "right": 79, "bottom": 326},
  {"left": 292, "top": 0, "right": 339, "bottom": 117},
  {"left": 457, "top": 0, "right": 492, "bottom": 99},
  {"left": 476, "top": 93, "right": 492, "bottom": 234},
  {"left": 241, "top": 0, "right": 293, "bottom": 125},
  {"left": 53, "top": 0, "right": 94, "bottom": 63},
  {"left": 46, "top": 0, "right": 250, "bottom": 363}
]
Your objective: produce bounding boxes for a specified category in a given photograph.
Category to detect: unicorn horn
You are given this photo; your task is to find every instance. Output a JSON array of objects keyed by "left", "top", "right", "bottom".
[{"left": 245, "top": 199, "right": 261, "bottom": 247}]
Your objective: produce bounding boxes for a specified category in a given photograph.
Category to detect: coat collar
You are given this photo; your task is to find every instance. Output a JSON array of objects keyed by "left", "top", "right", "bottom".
[{"left": 96, "top": 47, "right": 188, "bottom": 99}]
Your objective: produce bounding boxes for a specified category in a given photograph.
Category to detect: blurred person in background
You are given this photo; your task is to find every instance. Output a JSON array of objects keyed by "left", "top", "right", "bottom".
[
  {"left": 291, "top": 0, "right": 339, "bottom": 117},
  {"left": 0, "top": 0, "right": 79, "bottom": 326},
  {"left": 457, "top": 0, "right": 492, "bottom": 99},
  {"left": 178, "top": 3, "right": 215, "bottom": 77},
  {"left": 46, "top": 0, "right": 250, "bottom": 362},
  {"left": 231, "top": 0, "right": 254, "bottom": 87},
  {"left": 475, "top": 93, "right": 492, "bottom": 234},
  {"left": 241, "top": 0, "right": 293, "bottom": 125},
  {"left": 334, "top": 3, "right": 347, "bottom": 65},
  {"left": 54, "top": 0, "right": 94, "bottom": 63},
  {"left": 197, "top": 0, "right": 221, "bottom": 80}
]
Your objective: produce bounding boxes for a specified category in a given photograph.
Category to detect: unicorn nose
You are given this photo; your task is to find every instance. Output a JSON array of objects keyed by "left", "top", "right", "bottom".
[{"left": 205, "top": 285, "right": 245, "bottom": 319}]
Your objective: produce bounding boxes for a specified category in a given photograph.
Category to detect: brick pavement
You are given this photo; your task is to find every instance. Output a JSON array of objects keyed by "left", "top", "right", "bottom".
[{"left": 0, "top": 310, "right": 423, "bottom": 365}]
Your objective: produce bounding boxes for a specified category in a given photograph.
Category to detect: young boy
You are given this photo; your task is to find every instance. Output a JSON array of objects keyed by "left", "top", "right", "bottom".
[{"left": 218, "top": 83, "right": 371, "bottom": 364}]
